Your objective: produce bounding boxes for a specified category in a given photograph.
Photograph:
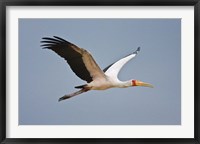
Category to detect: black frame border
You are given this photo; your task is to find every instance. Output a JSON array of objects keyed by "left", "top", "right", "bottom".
[{"left": 0, "top": 0, "right": 199, "bottom": 144}]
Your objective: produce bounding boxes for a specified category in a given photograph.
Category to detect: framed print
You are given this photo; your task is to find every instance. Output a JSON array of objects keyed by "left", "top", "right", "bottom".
[{"left": 0, "top": 0, "right": 200, "bottom": 144}]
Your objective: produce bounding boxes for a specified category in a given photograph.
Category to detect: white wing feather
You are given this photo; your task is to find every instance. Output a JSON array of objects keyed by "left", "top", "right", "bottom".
[{"left": 105, "top": 47, "right": 140, "bottom": 80}]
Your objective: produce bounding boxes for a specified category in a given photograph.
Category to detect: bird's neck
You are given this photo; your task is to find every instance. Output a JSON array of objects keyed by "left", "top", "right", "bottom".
[{"left": 117, "top": 80, "right": 132, "bottom": 88}]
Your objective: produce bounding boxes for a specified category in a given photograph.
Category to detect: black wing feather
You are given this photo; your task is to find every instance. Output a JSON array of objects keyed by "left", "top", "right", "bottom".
[
  {"left": 103, "top": 62, "right": 115, "bottom": 72},
  {"left": 41, "top": 36, "right": 93, "bottom": 83}
]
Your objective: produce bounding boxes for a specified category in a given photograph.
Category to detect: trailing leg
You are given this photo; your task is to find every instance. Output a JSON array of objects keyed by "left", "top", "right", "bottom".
[{"left": 58, "top": 88, "right": 89, "bottom": 102}]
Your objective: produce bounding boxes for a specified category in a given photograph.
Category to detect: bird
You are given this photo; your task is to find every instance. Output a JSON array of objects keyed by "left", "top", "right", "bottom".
[{"left": 41, "top": 36, "right": 153, "bottom": 101}]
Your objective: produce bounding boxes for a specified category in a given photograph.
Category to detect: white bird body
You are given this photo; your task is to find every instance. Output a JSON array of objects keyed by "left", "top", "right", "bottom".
[
  {"left": 87, "top": 77, "right": 131, "bottom": 90},
  {"left": 41, "top": 36, "right": 153, "bottom": 101},
  {"left": 87, "top": 78, "right": 112, "bottom": 90}
]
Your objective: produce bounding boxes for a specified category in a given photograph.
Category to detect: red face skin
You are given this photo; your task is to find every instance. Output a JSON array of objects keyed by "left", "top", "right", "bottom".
[{"left": 132, "top": 80, "right": 137, "bottom": 86}]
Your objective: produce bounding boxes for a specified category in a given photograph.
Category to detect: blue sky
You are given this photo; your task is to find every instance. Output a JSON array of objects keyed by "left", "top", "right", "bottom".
[{"left": 19, "top": 18, "right": 181, "bottom": 125}]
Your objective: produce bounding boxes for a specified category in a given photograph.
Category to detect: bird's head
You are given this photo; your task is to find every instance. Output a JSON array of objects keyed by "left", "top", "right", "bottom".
[{"left": 132, "top": 80, "right": 154, "bottom": 88}]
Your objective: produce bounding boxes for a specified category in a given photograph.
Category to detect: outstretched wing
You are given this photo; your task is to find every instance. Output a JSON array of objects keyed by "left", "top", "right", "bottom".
[
  {"left": 103, "top": 47, "right": 140, "bottom": 79},
  {"left": 41, "top": 36, "right": 105, "bottom": 83}
]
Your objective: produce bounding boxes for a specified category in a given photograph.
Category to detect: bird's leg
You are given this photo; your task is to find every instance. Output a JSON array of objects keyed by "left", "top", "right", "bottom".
[{"left": 58, "top": 88, "right": 89, "bottom": 102}]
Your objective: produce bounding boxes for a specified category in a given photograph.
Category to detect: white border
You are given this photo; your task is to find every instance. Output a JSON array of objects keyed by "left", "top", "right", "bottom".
[{"left": 6, "top": 6, "right": 194, "bottom": 138}]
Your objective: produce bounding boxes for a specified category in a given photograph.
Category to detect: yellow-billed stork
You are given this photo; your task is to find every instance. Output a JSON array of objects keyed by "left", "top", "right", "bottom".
[{"left": 41, "top": 36, "right": 153, "bottom": 101}]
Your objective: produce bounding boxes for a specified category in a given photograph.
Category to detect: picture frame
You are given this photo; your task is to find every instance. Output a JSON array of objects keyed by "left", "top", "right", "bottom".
[{"left": 0, "top": 0, "right": 199, "bottom": 144}]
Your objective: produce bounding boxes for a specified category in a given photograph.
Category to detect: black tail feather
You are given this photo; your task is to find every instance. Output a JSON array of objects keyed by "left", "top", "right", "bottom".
[{"left": 75, "top": 84, "right": 87, "bottom": 89}]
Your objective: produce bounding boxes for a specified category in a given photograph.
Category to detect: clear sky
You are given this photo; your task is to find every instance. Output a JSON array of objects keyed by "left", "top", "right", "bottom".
[{"left": 19, "top": 18, "right": 181, "bottom": 125}]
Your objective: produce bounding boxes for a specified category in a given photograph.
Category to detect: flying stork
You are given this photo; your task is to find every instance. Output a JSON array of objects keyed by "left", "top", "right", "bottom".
[{"left": 41, "top": 36, "right": 153, "bottom": 101}]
